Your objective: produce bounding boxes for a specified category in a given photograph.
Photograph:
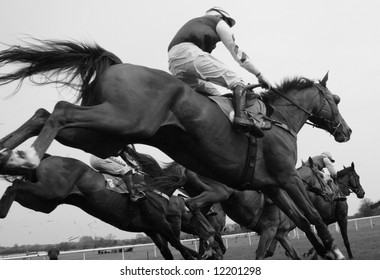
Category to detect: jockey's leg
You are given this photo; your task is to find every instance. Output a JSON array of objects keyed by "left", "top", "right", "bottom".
[
  {"left": 232, "top": 84, "right": 264, "bottom": 137},
  {"left": 122, "top": 171, "right": 146, "bottom": 202}
]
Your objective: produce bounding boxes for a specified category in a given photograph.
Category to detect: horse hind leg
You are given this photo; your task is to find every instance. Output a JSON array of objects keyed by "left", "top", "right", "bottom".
[{"left": 0, "top": 108, "right": 50, "bottom": 150}]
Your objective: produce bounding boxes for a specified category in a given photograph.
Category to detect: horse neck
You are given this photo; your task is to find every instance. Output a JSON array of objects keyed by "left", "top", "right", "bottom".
[{"left": 270, "top": 87, "right": 319, "bottom": 133}]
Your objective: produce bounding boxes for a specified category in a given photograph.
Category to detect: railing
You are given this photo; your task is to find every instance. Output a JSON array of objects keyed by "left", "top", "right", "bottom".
[{"left": 1, "top": 215, "right": 379, "bottom": 260}]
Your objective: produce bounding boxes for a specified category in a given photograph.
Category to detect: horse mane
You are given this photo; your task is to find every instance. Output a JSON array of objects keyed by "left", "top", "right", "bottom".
[
  {"left": 124, "top": 147, "right": 186, "bottom": 194},
  {"left": 261, "top": 77, "right": 315, "bottom": 103},
  {"left": 0, "top": 37, "right": 122, "bottom": 103},
  {"left": 337, "top": 166, "right": 353, "bottom": 178}
]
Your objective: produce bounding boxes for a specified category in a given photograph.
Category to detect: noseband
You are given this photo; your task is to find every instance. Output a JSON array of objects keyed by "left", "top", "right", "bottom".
[{"left": 310, "top": 83, "right": 342, "bottom": 136}]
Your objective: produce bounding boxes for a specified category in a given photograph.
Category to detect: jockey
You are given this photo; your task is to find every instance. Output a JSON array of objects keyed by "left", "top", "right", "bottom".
[
  {"left": 89, "top": 145, "right": 146, "bottom": 202},
  {"left": 310, "top": 152, "right": 343, "bottom": 201},
  {"left": 168, "top": 7, "right": 272, "bottom": 138}
]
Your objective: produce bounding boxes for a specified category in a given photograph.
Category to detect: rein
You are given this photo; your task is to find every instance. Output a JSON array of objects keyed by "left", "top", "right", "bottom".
[
  {"left": 269, "top": 83, "right": 342, "bottom": 136},
  {"left": 151, "top": 189, "right": 170, "bottom": 201}
]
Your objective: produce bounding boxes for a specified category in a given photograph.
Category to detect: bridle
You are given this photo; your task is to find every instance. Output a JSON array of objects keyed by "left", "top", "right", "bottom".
[
  {"left": 336, "top": 169, "right": 362, "bottom": 196},
  {"left": 271, "top": 83, "right": 342, "bottom": 136},
  {"left": 301, "top": 164, "right": 327, "bottom": 192},
  {"left": 245, "top": 80, "right": 342, "bottom": 137}
]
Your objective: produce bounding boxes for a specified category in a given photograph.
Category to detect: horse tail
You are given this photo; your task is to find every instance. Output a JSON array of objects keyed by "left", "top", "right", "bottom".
[{"left": 0, "top": 38, "right": 122, "bottom": 101}]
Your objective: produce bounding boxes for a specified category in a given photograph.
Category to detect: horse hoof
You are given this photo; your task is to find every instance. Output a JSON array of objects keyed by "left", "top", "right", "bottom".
[{"left": 201, "top": 254, "right": 209, "bottom": 260}]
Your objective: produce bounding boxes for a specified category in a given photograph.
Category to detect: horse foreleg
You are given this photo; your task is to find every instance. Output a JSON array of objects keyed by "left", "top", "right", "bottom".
[
  {"left": 278, "top": 175, "right": 344, "bottom": 258},
  {"left": 256, "top": 227, "right": 276, "bottom": 259},
  {"left": 146, "top": 232, "right": 174, "bottom": 260},
  {"left": 276, "top": 234, "right": 302, "bottom": 260},
  {"left": 264, "top": 239, "right": 278, "bottom": 258},
  {"left": 0, "top": 186, "right": 16, "bottom": 218},
  {"left": 158, "top": 221, "right": 199, "bottom": 260},
  {"left": 262, "top": 183, "right": 328, "bottom": 257},
  {"left": 338, "top": 219, "right": 353, "bottom": 259}
]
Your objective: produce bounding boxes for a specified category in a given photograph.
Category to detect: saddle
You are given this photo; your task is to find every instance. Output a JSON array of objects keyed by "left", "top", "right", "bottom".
[{"left": 208, "top": 93, "right": 272, "bottom": 131}]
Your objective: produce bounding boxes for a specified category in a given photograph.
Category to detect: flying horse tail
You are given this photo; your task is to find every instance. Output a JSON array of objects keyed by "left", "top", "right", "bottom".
[{"left": 0, "top": 38, "right": 122, "bottom": 101}]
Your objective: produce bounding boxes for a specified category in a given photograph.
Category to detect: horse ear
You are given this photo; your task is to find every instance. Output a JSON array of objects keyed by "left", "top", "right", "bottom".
[
  {"left": 308, "top": 157, "right": 314, "bottom": 166},
  {"left": 320, "top": 71, "right": 329, "bottom": 87},
  {"left": 351, "top": 162, "right": 355, "bottom": 169}
]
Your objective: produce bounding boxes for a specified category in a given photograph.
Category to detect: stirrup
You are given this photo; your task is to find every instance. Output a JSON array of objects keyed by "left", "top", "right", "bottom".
[
  {"left": 130, "top": 191, "right": 147, "bottom": 202},
  {"left": 233, "top": 117, "right": 264, "bottom": 137}
]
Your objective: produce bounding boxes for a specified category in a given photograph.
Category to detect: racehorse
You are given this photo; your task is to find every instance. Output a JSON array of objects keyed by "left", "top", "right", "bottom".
[
  {"left": 0, "top": 39, "right": 352, "bottom": 258},
  {"left": 290, "top": 161, "right": 365, "bottom": 259},
  {"left": 180, "top": 157, "right": 327, "bottom": 259},
  {"left": 182, "top": 159, "right": 364, "bottom": 259},
  {"left": 167, "top": 196, "right": 226, "bottom": 259},
  {"left": 0, "top": 153, "right": 217, "bottom": 260}
]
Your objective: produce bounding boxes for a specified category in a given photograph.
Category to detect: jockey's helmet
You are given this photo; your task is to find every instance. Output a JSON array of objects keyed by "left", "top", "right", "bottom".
[
  {"left": 321, "top": 151, "right": 335, "bottom": 162},
  {"left": 206, "top": 7, "right": 236, "bottom": 27}
]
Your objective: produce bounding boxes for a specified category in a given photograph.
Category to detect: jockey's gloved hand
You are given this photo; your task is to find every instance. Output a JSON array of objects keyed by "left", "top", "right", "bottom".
[{"left": 257, "top": 73, "right": 272, "bottom": 90}]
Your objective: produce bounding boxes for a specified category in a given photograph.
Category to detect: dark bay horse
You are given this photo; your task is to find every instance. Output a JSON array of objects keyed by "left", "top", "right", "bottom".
[
  {"left": 0, "top": 154, "right": 218, "bottom": 260},
  {"left": 0, "top": 39, "right": 352, "bottom": 258},
  {"left": 182, "top": 159, "right": 364, "bottom": 259},
  {"left": 167, "top": 196, "right": 226, "bottom": 259},
  {"left": 291, "top": 161, "right": 365, "bottom": 259},
  {"left": 181, "top": 159, "right": 327, "bottom": 259}
]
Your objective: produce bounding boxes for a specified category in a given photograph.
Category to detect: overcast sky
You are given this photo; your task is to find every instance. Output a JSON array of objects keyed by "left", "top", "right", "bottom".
[{"left": 0, "top": 0, "right": 379, "bottom": 247}]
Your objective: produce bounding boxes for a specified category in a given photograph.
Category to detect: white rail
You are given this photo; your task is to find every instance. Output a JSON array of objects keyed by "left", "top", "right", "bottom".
[{"left": 1, "top": 215, "right": 379, "bottom": 260}]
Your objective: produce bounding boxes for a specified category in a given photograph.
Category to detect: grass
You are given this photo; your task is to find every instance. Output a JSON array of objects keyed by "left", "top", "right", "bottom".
[{"left": 30, "top": 223, "right": 380, "bottom": 260}]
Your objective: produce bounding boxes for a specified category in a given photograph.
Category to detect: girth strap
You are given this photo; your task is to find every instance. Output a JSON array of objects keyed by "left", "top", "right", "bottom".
[{"left": 237, "top": 135, "right": 258, "bottom": 189}]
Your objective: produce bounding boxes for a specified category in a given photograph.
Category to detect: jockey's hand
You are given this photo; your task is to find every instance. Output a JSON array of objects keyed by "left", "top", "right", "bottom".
[{"left": 257, "top": 74, "right": 272, "bottom": 90}]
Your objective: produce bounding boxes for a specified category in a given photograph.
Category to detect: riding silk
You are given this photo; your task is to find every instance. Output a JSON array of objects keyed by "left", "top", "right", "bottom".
[{"left": 168, "top": 16, "right": 222, "bottom": 53}]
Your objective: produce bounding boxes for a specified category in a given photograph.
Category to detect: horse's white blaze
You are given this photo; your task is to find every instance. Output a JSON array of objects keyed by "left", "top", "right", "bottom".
[{"left": 6, "top": 147, "right": 40, "bottom": 169}]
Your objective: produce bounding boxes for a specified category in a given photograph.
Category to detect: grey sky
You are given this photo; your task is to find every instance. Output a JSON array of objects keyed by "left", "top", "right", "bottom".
[{"left": 0, "top": 0, "right": 379, "bottom": 247}]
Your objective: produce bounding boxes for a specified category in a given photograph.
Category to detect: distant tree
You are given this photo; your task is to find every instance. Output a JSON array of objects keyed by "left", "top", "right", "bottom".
[
  {"left": 357, "top": 198, "right": 374, "bottom": 217},
  {"left": 105, "top": 233, "right": 116, "bottom": 240},
  {"left": 79, "top": 236, "right": 94, "bottom": 248}
]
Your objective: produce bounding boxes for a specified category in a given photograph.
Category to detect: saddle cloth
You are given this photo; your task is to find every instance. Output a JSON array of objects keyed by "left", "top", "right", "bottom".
[
  {"left": 208, "top": 94, "right": 269, "bottom": 128},
  {"left": 103, "top": 174, "right": 129, "bottom": 194}
]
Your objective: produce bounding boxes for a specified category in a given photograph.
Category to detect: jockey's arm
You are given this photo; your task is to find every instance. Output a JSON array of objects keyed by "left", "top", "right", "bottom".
[
  {"left": 323, "top": 157, "right": 337, "bottom": 178},
  {"left": 216, "top": 21, "right": 261, "bottom": 76}
]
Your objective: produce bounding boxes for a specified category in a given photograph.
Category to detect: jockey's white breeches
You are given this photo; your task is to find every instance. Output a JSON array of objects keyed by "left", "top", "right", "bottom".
[{"left": 168, "top": 43, "right": 245, "bottom": 95}]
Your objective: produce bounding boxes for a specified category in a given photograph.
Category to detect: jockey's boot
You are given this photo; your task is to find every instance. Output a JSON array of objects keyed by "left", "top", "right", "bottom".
[
  {"left": 232, "top": 84, "right": 264, "bottom": 138},
  {"left": 122, "top": 173, "right": 146, "bottom": 202}
]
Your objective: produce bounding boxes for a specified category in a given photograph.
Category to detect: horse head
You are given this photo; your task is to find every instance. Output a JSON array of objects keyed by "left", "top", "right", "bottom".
[
  {"left": 308, "top": 72, "right": 352, "bottom": 143},
  {"left": 338, "top": 162, "right": 365, "bottom": 199}
]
